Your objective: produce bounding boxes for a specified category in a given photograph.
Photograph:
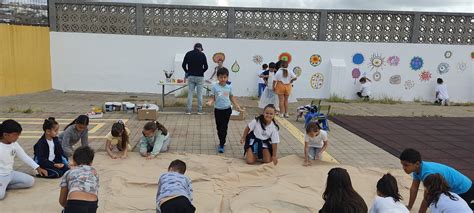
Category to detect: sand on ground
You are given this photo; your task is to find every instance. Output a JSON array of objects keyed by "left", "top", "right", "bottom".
[{"left": 3, "top": 153, "right": 422, "bottom": 212}]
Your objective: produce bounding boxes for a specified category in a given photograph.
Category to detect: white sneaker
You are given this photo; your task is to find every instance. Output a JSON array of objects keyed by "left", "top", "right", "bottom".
[
  {"left": 284, "top": 114, "right": 290, "bottom": 118},
  {"left": 185, "top": 111, "right": 191, "bottom": 115},
  {"left": 279, "top": 114, "right": 284, "bottom": 118},
  {"left": 197, "top": 111, "right": 205, "bottom": 115}
]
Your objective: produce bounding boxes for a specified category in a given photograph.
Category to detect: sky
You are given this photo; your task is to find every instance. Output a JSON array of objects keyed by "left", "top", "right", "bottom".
[{"left": 1, "top": 0, "right": 473, "bottom": 13}]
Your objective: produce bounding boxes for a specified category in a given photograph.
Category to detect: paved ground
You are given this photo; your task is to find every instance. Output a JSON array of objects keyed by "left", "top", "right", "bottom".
[
  {"left": 331, "top": 116, "right": 474, "bottom": 180},
  {"left": 2, "top": 90, "right": 473, "bottom": 174}
]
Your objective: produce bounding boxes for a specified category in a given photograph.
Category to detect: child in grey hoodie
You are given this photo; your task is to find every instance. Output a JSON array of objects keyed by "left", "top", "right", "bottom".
[
  {"left": 156, "top": 160, "right": 194, "bottom": 213},
  {"left": 59, "top": 115, "right": 89, "bottom": 157}
]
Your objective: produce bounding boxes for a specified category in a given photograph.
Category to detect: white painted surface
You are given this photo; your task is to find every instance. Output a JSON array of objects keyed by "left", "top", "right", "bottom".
[{"left": 50, "top": 32, "right": 474, "bottom": 102}]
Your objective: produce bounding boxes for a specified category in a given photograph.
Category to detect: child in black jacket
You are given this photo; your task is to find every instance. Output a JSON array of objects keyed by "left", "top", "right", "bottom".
[{"left": 33, "top": 117, "right": 69, "bottom": 178}]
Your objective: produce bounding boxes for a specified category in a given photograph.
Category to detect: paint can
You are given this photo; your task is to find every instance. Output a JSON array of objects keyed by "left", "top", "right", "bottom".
[{"left": 105, "top": 102, "right": 113, "bottom": 112}]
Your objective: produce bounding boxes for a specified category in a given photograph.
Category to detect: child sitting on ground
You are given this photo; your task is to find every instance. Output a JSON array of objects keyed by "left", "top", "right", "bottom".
[
  {"left": 59, "top": 115, "right": 90, "bottom": 157},
  {"left": 423, "top": 173, "right": 472, "bottom": 213},
  {"left": 0, "top": 119, "right": 48, "bottom": 200},
  {"left": 156, "top": 159, "right": 195, "bottom": 213},
  {"left": 139, "top": 121, "right": 171, "bottom": 160},
  {"left": 105, "top": 120, "right": 131, "bottom": 159},
  {"left": 369, "top": 173, "right": 409, "bottom": 213},
  {"left": 59, "top": 146, "right": 99, "bottom": 212},
  {"left": 435, "top": 78, "right": 449, "bottom": 106},
  {"left": 303, "top": 121, "right": 329, "bottom": 166},
  {"left": 240, "top": 104, "right": 280, "bottom": 165},
  {"left": 207, "top": 67, "right": 242, "bottom": 153},
  {"left": 357, "top": 77, "right": 372, "bottom": 101},
  {"left": 400, "top": 148, "right": 474, "bottom": 211},
  {"left": 33, "top": 117, "right": 69, "bottom": 178},
  {"left": 320, "top": 167, "right": 368, "bottom": 213}
]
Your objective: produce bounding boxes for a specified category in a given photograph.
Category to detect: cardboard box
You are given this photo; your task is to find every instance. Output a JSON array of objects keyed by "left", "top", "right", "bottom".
[
  {"left": 137, "top": 109, "right": 158, "bottom": 120},
  {"left": 230, "top": 110, "right": 245, "bottom": 120}
]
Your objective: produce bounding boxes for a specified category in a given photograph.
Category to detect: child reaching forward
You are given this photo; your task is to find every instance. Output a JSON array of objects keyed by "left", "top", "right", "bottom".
[
  {"left": 59, "top": 146, "right": 99, "bottom": 212},
  {"left": 105, "top": 120, "right": 131, "bottom": 159},
  {"left": 0, "top": 119, "right": 48, "bottom": 200},
  {"left": 139, "top": 121, "right": 171, "bottom": 160},
  {"left": 435, "top": 78, "right": 449, "bottom": 106},
  {"left": 303, "top": 121, "right": 329, "bottom": 166},
  {"left": 59, "top": 115, "right": 90, "bottom": 157},
  {"left": 240, "top": 104, "right": 280, "bottom": 165},
  {"left": 207, "top": 67, "right": 242, "bottom": 153},
  {"left": 357, "top": 77, "right": 372, "bottom": 101},
  {"left": 369, "top": 173, "right": 409, "bottom": 213},
  {"left": 33, "top": 117, "right": 70, "bottom": 178},
  {"left": 156, "top": 159, "right": 195, "bottom": 213},
  {"left": 423, "top": 174, "right": 472, "bottom": 213}
]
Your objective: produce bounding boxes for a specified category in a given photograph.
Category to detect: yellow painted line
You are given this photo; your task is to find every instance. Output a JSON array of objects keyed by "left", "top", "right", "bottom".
[
  {"left": 275, "top": 116, "right": 339, "bottom": 163},
  {"left": 12, "top": 122, "right": 104, "bottom": 125},
  {"left": 88, "top": 123, "right": 105, "bottom": 134},
  {"left": 20, "top": 136, "right": 106, "bottom": 139}
]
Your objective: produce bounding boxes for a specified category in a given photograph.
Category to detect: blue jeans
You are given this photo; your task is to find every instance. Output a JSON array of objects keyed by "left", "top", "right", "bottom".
[
  {"left": 187, "top": 76, "right": 204, "bottom": 112},
  {"left": 258, "top": 83, "right": 266, "bottom": 97}
]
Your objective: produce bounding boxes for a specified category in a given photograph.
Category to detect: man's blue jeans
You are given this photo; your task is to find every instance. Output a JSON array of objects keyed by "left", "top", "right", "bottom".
[{"left": 187, "top": 76, "right": 204, "bottom": 112}]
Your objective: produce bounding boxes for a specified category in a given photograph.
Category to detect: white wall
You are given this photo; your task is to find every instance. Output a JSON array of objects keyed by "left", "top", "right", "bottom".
[{"left": 50, "top": 32, "right": 474, "bottom": 102}]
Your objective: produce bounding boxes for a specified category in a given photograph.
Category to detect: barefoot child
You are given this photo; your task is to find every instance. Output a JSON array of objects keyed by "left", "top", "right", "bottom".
[
  {"left": 206, "top": 67, "right": 242, "bottom": 153},
  {"left": 423, "top": 174, "right": 472, "bottom": 213},
  {"left": 369, "top": 173, "right": 409, "bottom": 213},
  {"left": 240, "top": 104, "right": 280, "bottom": 165},
  {"left": 33, "top": 117, "right": 70, "bottom": 178},
  {"left": 139, "top": 121, "right": 171, "bottom": 160},
  {"left": 59, "top": 115, "right": 90, "bottom": 157},
  {"left": 59, "top": 146, "right": 99, "bottom": 212},
  {"left": 156, "top": 159, "right": 195, "bottom": 213},
  {"left": 0, "top": 119, "right": 48, "bottom": 200},
  {"left": 303, "top": 121, "right": 329, "bottom": 166},
  {"left": 105, "top": 120, "right": 131, "bottom": 159}
]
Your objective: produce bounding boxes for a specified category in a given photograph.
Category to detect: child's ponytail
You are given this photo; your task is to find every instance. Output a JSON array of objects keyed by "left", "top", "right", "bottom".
[
  {"left": 155, "top": 121, "right": 168, "bottom": 136},
  {"left": 143, "top": 121, "right": 167, "bottom": 136},
  {"left": 43, "top": 117, "right": 59, "bottom": 131},
  {"left": 0, "top": 119, "right": 23, "bottom": 139},
  {"left": 281, "top": 61, "right": 289, "bottom": 78}
]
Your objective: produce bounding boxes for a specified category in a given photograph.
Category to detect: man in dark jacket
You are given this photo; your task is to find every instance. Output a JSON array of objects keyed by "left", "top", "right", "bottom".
[{"left": 182, "top": 43, "right": 208, "bottom": 114}]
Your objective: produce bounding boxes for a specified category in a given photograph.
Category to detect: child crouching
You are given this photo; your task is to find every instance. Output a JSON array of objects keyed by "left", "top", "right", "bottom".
[{"left": 156, "top": 160, "right": 195, "bottom": 213}]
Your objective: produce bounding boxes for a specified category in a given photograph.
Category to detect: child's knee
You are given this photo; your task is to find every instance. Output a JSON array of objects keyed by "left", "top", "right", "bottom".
[{"left": 25, "top": 176, "right": 35, "bottom": 188}]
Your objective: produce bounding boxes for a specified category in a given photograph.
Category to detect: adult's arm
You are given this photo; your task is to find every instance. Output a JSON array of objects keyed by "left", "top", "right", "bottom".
[
  {"left": 202, "top": 54, "right": 208, "bottom": 72},
  {"left": 182, "top": 52, "right": 189, "bottom": 72}
]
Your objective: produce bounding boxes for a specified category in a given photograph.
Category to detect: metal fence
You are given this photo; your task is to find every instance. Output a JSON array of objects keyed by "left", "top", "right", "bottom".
[{"left": 0, "top": 0, "right": 48, "bottom": 25}]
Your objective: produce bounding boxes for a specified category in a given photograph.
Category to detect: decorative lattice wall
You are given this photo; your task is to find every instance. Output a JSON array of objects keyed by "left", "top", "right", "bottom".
[{"left": 48, "top": 1, "right": 473, "bottom": 45}]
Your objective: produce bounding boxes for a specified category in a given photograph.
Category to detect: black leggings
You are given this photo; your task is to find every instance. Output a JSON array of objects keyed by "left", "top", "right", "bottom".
[
  {"left": 214, "top": 108, "right": 232, "bottom": 146},
  {"left": 160, "top": 196, "right": 195, "bottom": 213},
  {"left": 64, "top": 200, "right": 98, "bottom": 213}
]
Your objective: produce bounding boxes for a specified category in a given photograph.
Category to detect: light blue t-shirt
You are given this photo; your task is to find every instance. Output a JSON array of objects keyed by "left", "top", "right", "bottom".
[
  {"left": 212, "top": 83, "right": 232, "bottom": 110},
  {"left": 412, "top": 161, "right": 472, "bottom": 194},
  {"left": 156, "top": 172, "right": 193, "bottom": 210}
]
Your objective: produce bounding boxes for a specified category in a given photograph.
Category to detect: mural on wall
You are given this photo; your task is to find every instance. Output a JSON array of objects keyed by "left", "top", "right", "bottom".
[
  {"left": 252, "top": 55, "right": 263, "bottom": 65},
  {"left": 310, "top": 73, "right": 324, "bottom": 89},
  {"left": 352, "top": 68, "right": 361, "bottom": 84},
  {"left": 231, "top": 61, "right": 240, "bottom": 73},
  {"left": 410, "top": 56, "right": 424, "bottom": 71},
  {"left": 309, "top": 54, "right": 322, "bottom": 67},
  {"left": 212, "top": 52, "right": 226, "bottom": 63},
  {"left": 279, "top": 52, "right": 292, "bottom": 64},
  {"left": 437, "top": 63, "right": 450, "bottom": 75},
  {"left": 444, "top": 51, "right": 452, "bottom": 59},
  {"left": 404, "top": 80, "right": 415, "bottom": 90},
  {"left": 368, "top": 53, "right": 385, "bottom": 71},
  {"left": 373, "top": 72, "right": 382, "bottom": 81},
  {"left": 352, "top": 53, "right": 364, "bottom": 65},
  {"left": 471, "top": 52, "right": 474, "bottom": 59},
  {"left": 456, "top": 62, "right": 467, "bottom": 72},
  {"left": 419, "top": 70, "right": 432, "bottom": 81},
  {"left": 389, "top": 75, "right": 401, "bottom": 85},
  {"left": 387, "top": 56, "right": 400, "bottom": 66},
  {"left": 293, "top": 66, "right": 302, "bottom": 77}
]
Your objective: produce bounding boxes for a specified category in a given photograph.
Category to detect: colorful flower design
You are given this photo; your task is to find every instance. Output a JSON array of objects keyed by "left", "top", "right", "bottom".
[
  {"left": 352, "top": 68, "right": 361, "bottom": 84},
  {"left": 309, "top": 54, "right": 322, "bottom": 67},
  {"left": 410, "top": 56, "right": 424, "bottom": 71},
  {"left": 310, "top": 73, "right": 324, "bottom": 89},
  {"left": 231, "top": 61, "right": 240, "bottom": 73},
  {"left": 389, "top": 75, "right": 401, "bottom": 84},
  {"left": 387, "top": 56, "right": 400, "bottom": 66},
  {"left": 279, "top": 52, "right": 292, "bottom": 64},
  {"left": 368, "top": 53, "right": 385, "bottom": 71},
  {"left": 212, "top": 52, "right": 225, "bottom": 63},
  {"left": 352, "top": 53, "right": 364, "bottom": 65},
  {"left": 293, "top": 66, "right": 302, "bottom": 77},
  {"left": 373, "top": 72, "right": 382, "bottom": 81},
  {"left": 419, "top": 70, "right": 432, "bottom": 81},
  {"left": 252, "top": 55, "right": 263, "bottom": 65}
]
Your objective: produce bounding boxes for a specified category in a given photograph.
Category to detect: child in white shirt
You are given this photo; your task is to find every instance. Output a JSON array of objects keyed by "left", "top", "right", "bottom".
[
  {"left": 423, "top": 173, "right": 472, "bottom": 213},
  {"left": 435, "top": 78, "right": 449, "bottom": 106},
  {"left": 357, "top": 77, "right": 372, "bottom": 101},
  {"left": 369, "top": 173, "right": 409, "bottom": 213},
  {"left": 303, "top": 121, "right": 329, "bottom": 166},
  {"left": 0, "top": 119, "right": 48, "bottom": 200}
]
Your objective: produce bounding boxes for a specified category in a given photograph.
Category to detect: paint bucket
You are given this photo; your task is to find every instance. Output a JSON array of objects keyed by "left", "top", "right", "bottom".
[
  {"left": 112, "top": 102, "right": 122, "bottom": 111},
  {"left": 105, "top": 102, "right": 113, "bottom": 112},
  {"left": 125, "top": 103, "right": 135, "bottom": 113}
]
